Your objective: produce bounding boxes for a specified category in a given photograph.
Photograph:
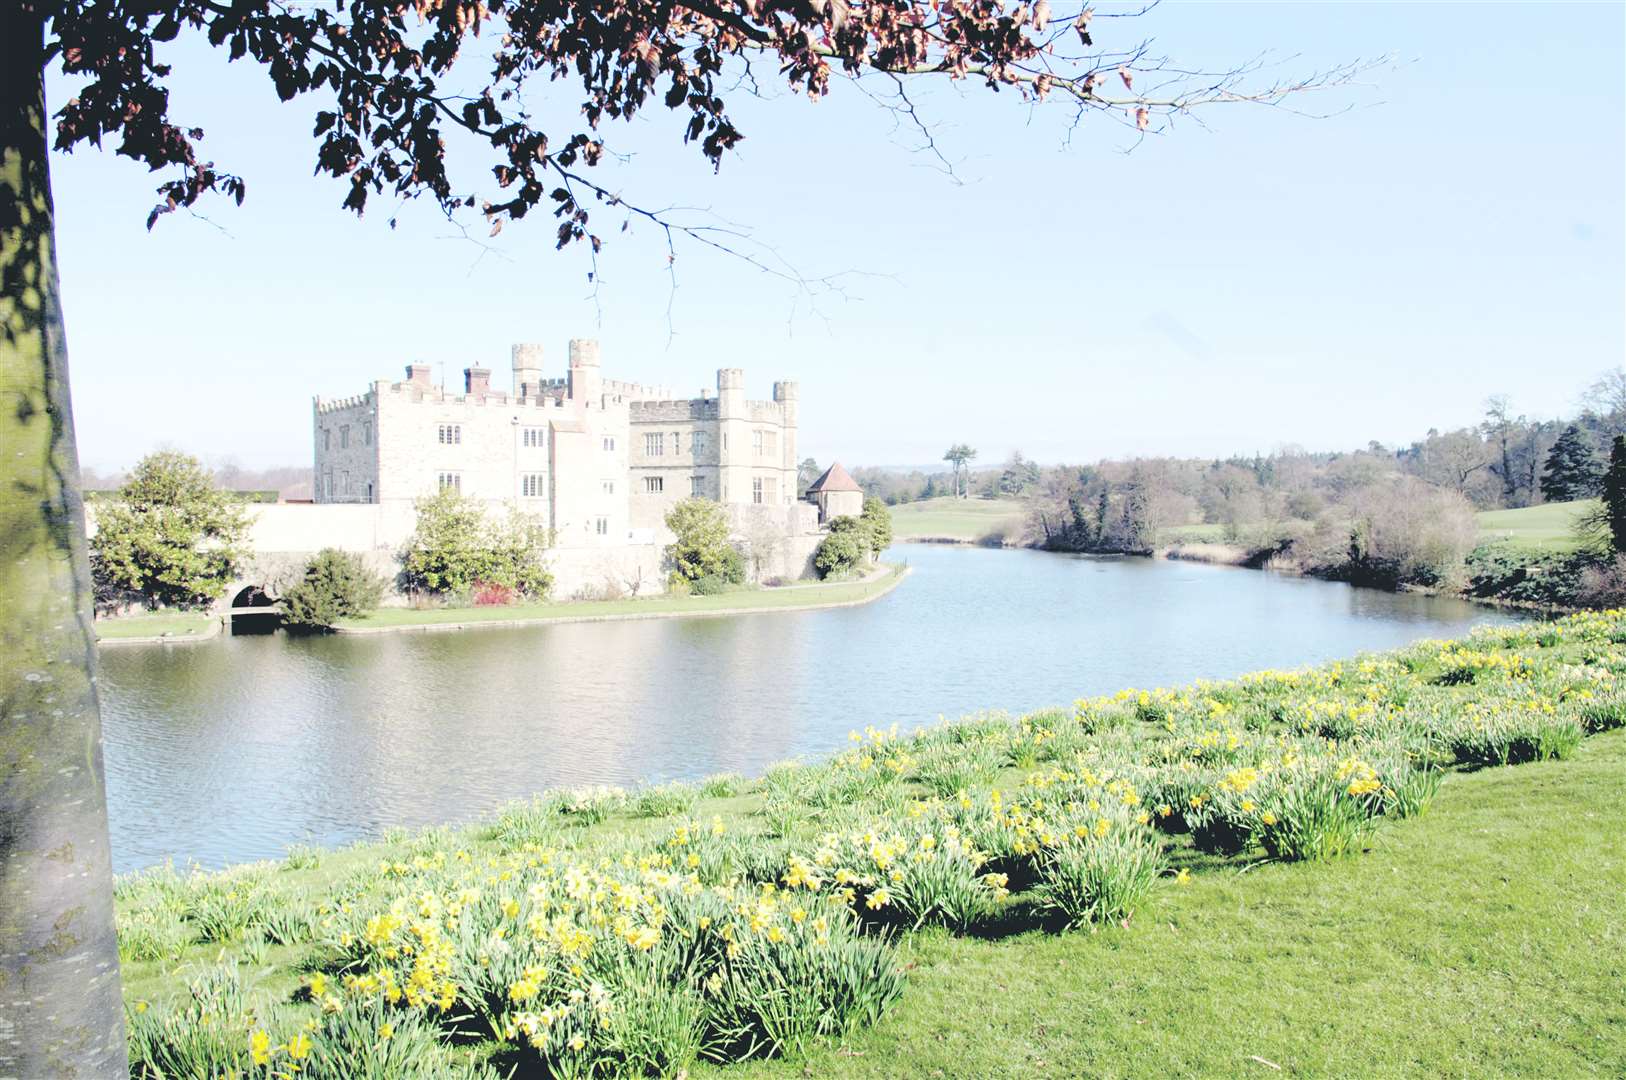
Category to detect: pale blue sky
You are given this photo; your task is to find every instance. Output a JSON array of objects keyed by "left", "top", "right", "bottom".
[{"left": 47, "top": 2, "right": 1625, "bottom": 472}]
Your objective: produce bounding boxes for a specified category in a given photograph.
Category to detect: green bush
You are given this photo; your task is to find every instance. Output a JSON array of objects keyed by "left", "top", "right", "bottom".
[
  {"left": 814, "top": 516, "right": 870, "bottom": 578},
  {"left": 400, "top": 489, "right": 553, "bottom": 598},
  {"left": 280, "top": 548, "right": 386, "bottom": 628},
  {"left": 665, "top": 497, "right": 746, "bottom": 588}
]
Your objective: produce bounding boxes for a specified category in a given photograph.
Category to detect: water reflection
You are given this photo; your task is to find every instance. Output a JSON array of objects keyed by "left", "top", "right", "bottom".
[{"left": 100, "top": 544, "right": 1525, "bottom": 871}]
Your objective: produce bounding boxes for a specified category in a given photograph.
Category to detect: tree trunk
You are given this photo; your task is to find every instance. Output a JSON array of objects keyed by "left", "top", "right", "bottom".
[{"left": 0, "top": 10, "right": 130, "bottom": 1075}]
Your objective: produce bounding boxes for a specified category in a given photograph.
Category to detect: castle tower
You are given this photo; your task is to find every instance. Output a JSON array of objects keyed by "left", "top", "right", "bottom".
[
  {"left": 773, "top": 380, "right": 798, "bottom": 502},
  {"left": 512, "top": 343, "right": 544, "bottom": 398},
  {"left": 568, "top": 338, "right": 601, "bottom": 407},
  {"left": 717, "top": 368, "right": 749, "bottom": 504}
]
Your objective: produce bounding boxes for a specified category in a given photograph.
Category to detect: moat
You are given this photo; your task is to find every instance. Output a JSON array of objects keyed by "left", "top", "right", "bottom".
[{"left": 100, "top": 543, "right": 1526, "bottom": 872}]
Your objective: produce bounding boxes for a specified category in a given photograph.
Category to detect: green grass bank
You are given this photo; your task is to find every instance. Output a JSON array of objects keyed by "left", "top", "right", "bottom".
[
  {"left": 331, "top": 564, "right": 905, "bottom": 633},
  {"left": 95, "top": 611, "right": 219, "bottom": 642},
  {"left": 888, "top": 496, "right": 1028, "bottom": 543},
  {"left": 116, "top": 611, "right": 1626, "bottom": 1078}
]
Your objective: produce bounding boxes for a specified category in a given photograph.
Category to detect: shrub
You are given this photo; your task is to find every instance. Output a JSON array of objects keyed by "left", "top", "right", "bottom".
[
  {"left": 401, "top": 489, "right": 552, "bottom": 598},
  {"left": 471, "top": 580, "right": 516, "bottom": 606},
  {"left": 665, "top": 498, "right": 746, "bottom": 587},
  {"left": 1340, "top": 478, "right": 1480, "bottom": 588},
  {"left": 814, "top": 517, "right": 870, "bottom": 578},
  {"left": 90, "top": 450, "right": 248, "bottom": 610},
  {"left": 280, "top": 548, "right": 386, "bottom": 628}
]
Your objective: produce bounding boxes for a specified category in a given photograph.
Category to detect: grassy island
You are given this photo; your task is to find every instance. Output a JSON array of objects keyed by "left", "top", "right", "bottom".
[{"left": 117, "top": 612, "right": 1626, "bottom": 1078}]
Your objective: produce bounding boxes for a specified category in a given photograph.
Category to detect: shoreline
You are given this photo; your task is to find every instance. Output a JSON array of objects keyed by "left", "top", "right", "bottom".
[
  {"left": 330, "top": 563, "right": 909, "bottom": 635},
  {"left": 96, "top": 616, "right": 223, "bottom": 648}
]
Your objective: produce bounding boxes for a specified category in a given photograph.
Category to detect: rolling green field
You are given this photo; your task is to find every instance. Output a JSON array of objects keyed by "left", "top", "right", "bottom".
[
  {"left": 887, "top": 496, "right": 1028, "bottom": 541},
  {"left": 115, "top": 613, "right": 1626, "bottom": 1079},
  {"left": 333, "top": 566, "right": 904, "bottom": 630},
  {"left": 1476, "top": 499, "right": 1597, "bottom": 551},
  {"left": 95, "top": 611, "right": 218, "bottom": 640}
]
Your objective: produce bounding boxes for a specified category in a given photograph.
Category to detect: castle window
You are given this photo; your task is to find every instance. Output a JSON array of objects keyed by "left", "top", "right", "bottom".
[
  {"left": 672, "top": 431, "right": 680, "bottom": 454},
  {"left": 322, "top": 428, "right": 330, "bottom": 451},
  {"left": 602, "top": 480, "right": 616, "bottom": 495},
  {"left": 437, "top": 472, "right": 461, "bottom": 492},
  {"left": 752, "top": 430, "right": 763, "bottom": 455},
  {"left": 752, "top": 477, "right": 764, "bottom": 504},
  {"left": 691, "top": 475, "right": 704, "bottom": 497},
  {"left": 521, "top": 473, "right": 545, "bottom": 497},
  {"left": 366, "top": 482, "right": 373, "bottom": 500},
  {"left": 523, "top": 427, "right": 545, "bottom": 448},
  {"left": 692, "top": 431, "right": 706, "bottom": 455},
  {"left": 765, "top": 476, "right": 780, "bottom": 504},
  {"left": 363, "top": 422, "right": 372, "bottom": 446},
  {"left": 602, "top": 436, "right": 616, "bottom": 452},
  {"left": 645, "top": 476, "right": 664, "bottom": 494},
  {"left": 438, "top": 423, "right": 462, "bottom": 445},
  {"left": 323, "top": 471, "right": 333, "bottom": 498},
  {"left": 340, "top": 425, "right": 351, "bottom": 449},
  {"left": 645, "top": 433, "right": 664, "bottom": 457},
  {"left": 341, "top": 470, "right": 350, "bottom": 494},
  {"left": 596, "top": 517, "right": 609, "bottom": 535}
]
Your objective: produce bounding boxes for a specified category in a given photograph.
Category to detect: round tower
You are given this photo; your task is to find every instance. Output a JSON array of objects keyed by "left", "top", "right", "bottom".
[{"left": 511, "top": 343, "right": 544, "bottom": 397}]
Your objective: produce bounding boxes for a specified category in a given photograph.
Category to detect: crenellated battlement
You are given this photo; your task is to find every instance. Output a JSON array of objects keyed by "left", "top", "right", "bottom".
[
  {"left": 629, "top": 398, "right": 720, "bottom": 422},
  {"left": 314, "top": 392, "right": 373, "bottom": 415}
]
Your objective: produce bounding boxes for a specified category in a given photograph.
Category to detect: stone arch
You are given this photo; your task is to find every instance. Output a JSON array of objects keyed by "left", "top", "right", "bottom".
[{"left": 226, "top": 583, "right": 281, "bottom": 633}]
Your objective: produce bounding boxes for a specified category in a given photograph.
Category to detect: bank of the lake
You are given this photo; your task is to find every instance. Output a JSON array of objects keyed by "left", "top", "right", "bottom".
[
  {"left": 96, "top": 610, "right": 221, "bottom": 644},
  {"left": 331, "top": 563, "right": 906, "bottom": 634},
  {"left": 115, "top": 612, "right": 1626, "bottom": 1079}
]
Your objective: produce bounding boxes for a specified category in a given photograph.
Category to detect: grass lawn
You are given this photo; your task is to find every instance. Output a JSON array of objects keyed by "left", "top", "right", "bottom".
[
  {"left": 333, "top": 565, "right": 903, "bottom": 629},
  {"left": 1476, "top": 499, "right": 1597, "bottom": 552},
  {"left": 710, "top": 730, "right": 1626, "bottom": 1079},
  {"left": 1157, "top": 522, "right": 1228, "bottom": 545},
  {"left": 888, "top": 496, "right": 1028, "bottom": 541},
  {"left": 95, "top": 611, "right": 217, "bottom": 640}
]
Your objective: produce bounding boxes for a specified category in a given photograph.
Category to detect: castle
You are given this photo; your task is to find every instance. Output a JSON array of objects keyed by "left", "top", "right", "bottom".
[{"left": 308, "top": 339, "right": 838, "bottom": 594}]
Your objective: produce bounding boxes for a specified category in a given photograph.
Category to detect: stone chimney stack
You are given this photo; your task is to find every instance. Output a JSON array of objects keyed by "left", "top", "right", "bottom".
[
  {"left": 465, "top": 367, "right": 491, "bottom": 397},
  {"left": 406, "top": 363, "right": 433, "bottom": 387}
]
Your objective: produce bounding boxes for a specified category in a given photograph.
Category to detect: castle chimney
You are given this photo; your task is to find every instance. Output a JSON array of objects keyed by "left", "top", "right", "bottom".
[
  {"left": 406, "top": 363, "right": 433, "bottom": 387},
  {"left": 465, "top": 367, "right": 491, "bottom": 396}
]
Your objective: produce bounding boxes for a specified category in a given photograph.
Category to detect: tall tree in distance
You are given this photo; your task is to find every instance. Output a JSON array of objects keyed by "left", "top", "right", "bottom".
[
  {"left": 4, "top": 0, "right": 1369, "bottom": 1071},
  {"left": 943, "top": 443, "right": 978, "bottom": 498},
  {"left": 1540, "top": 425, "right": 1601, "bottom": 504}
]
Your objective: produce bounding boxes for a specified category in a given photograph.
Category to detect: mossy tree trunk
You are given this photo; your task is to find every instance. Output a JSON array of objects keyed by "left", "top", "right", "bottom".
[{"left": 0, "top": 9, "right": 130, "bottom": 1075}]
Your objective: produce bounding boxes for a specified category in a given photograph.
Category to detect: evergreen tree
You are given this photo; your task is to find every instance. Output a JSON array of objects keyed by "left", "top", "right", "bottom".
[
  {"left": 1539, "top": 425, "right": 1601, "bottom": 503},
  {"left": 1605, "top": 437, "right": 1626, "bottom": 553}
]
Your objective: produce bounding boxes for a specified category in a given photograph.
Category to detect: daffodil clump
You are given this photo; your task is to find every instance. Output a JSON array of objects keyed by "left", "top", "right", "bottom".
[{"left": 120, "top": 610, "right": 1626, "bottom": 1078}]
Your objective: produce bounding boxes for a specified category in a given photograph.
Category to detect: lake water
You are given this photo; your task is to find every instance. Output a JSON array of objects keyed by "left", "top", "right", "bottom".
[{"left": 99, "top": 544, "right": 1526, "bottom": 872}]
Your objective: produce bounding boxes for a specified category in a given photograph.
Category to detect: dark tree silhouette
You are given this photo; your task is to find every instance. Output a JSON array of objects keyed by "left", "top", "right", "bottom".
[
  {"left": 1604, "top": 436, "right": 1626, "bottom": 554},
  {"left": 2, "top": 0, "right": 1367, "bottom": 1072}
]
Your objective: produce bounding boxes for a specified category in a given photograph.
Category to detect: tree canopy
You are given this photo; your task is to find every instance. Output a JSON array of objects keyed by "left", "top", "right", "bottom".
[{"left": 89, "top": 449, "right": 248, "bottom": 610}]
